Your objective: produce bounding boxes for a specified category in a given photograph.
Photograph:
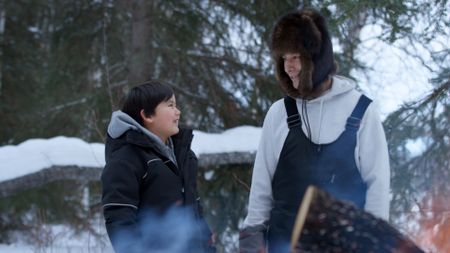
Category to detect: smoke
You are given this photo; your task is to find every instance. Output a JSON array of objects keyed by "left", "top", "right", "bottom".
[
  {"left": 110, "top": 206, "right": 210, "bottom": 253},
  {"left": 268, "top": 238, "right": 291, "bottom": 253}
]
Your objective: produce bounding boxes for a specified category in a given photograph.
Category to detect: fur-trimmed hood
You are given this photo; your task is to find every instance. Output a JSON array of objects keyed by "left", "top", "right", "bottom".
[{"left": 271, "top": 9, "right": 337, "bottom": 98}]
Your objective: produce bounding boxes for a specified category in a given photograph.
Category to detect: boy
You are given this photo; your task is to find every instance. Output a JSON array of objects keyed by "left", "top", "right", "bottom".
[{"left": 101, "top": 80, "right": 215, "bottom": 253}]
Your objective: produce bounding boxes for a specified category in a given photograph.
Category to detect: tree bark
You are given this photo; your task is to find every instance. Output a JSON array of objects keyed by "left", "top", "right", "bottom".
[
  {"left": 126, "top": 0, "right": 155, "bottom": 84},
  {"left": 0, "top": 3, "right": 5, "bottom": 96},
  {"left": 290, "top": 185, "right": 424, "bottom": 253}
]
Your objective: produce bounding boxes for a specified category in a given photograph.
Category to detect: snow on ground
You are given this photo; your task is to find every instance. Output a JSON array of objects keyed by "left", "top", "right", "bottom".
[
  {"left": 191, "top": 126, "right": 261, "bottom": 154},
  {"left": 0, "top": 224, "right": 113, "bottom": 253}
]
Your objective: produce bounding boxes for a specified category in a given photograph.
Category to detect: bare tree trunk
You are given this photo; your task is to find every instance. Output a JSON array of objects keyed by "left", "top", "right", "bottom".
[
  {"left": 339, "top": 10, "right": 369, "bottom": 77},
  {"left": 0, "top": 2, "right": 5, "bottom": 96},
  {"left": 102, "top": 0, "right": 114, "bottom": 111},
  {"left": 126, "top": 0, "right": 155, "bottom": 84},
  {"left": 342, "top": 11, "right": 368, "bottom": 62}
]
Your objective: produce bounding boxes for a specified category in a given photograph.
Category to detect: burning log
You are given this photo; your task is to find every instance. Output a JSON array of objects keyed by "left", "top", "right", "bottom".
[{"left": 290, "top": 185, "right": 425, "bottom": 253}]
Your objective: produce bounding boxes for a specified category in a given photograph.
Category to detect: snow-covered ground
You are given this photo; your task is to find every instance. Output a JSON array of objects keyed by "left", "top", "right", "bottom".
[{"left": 0, "top": 223, "right": 113, "bottom": 253}]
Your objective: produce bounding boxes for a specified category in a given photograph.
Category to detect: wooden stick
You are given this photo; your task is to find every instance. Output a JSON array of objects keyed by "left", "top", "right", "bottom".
[{"left": 290, "top": 185, "right": 424, "bottom": 253}]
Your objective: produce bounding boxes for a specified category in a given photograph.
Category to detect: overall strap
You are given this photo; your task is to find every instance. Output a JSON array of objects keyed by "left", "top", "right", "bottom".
[
  {"left": 346, "top": 95, "right": 372, "bottom": 131},
  {"left": 284, "top": 96, "right": 301, "bottom": 128}
]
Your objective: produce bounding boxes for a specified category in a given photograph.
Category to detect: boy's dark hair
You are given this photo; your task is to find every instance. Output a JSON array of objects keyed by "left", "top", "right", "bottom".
[{"left": 121, "top": 80, "right": 174, "bottom": 125}]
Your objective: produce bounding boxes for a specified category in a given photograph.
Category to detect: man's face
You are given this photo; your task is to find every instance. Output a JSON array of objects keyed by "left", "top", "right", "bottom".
[{"left": 283, "top": 53, "right": 302, "bottom": 88}]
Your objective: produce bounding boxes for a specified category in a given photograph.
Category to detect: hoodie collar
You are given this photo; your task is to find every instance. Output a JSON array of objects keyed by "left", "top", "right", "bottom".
[
  {"left": 296, "top": 75, "right": 355, "bottom": 145},
  {"left": 107, "top": 111, "right": 178, "bottom": 166},
  {"left": 298, "top": 75, "right": 355, "bottom": 104}
]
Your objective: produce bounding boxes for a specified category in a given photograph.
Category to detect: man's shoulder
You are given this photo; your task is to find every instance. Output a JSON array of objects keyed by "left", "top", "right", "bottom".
[
  {"left": 265, "top": 98, "right": 287, "bottom": 119},
  {"left": 269, "top": 97, "right": 285, "bottom": 110}
]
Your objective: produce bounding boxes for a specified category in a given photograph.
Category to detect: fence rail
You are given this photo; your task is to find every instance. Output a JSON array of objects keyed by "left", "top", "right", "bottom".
[{"left": 0, "top": 151, "right": 255, "bottom": 197}]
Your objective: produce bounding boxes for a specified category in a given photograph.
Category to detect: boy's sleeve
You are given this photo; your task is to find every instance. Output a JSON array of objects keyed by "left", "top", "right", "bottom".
[{"left": 101, "top": 160, "right": 142, "bottom": 252}]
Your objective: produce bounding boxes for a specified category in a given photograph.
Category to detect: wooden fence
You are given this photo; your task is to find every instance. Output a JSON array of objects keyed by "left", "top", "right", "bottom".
[{"left": 0, "top": 151, "right": 255, "bottom": 197}]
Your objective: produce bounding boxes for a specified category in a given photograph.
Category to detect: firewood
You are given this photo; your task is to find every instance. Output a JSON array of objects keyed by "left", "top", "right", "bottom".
[{"left": 290, "top": 185, "right": 425, "bottom": 253}]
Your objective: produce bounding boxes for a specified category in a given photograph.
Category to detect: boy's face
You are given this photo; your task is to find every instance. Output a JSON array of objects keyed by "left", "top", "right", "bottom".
[
  {"left": 143, "top": 95, "right": 181, "bottom": 143},
  {"left": 283, "top": 52, "right": 302, "bottom": 89}
]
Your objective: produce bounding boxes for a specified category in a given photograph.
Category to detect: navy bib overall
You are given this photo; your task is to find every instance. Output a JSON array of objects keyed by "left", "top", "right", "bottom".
[{"left": 267, "top": 95, "right": 372, "bottom": 252}]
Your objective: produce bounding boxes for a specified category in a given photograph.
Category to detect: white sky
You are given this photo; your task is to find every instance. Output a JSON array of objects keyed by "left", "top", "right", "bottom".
[{"left": 352, "top": 24, "right": 439, "bottom": 120}]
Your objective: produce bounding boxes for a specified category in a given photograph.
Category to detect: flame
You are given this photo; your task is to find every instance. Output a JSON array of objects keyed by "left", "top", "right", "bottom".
[{"left": 408, "top": 189, "right": 450, "bottom": 253}]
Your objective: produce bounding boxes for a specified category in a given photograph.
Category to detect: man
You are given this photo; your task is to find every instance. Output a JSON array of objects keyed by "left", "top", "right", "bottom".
[{"left": 240, "top": 8, "right": 390, "bottom": 252}]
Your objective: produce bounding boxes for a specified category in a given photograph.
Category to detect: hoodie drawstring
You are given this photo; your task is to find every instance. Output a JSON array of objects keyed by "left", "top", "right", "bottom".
[{"left": 317, "top": 99, "right": 325, "bottom": 151}]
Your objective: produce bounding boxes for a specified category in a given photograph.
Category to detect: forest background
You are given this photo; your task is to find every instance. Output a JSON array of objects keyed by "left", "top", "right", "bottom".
[{"left": 0, "top": 0, "right": 449, "bottom": 252}]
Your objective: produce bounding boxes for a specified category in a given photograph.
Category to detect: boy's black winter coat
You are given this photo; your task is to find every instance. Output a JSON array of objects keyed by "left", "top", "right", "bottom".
[{"left": 101, "top": 128, "right": 214, "bottom": 253}]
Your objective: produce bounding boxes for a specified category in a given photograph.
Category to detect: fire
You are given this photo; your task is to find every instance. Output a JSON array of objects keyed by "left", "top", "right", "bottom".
[{"left": 408, "top": 189, "right": 450, "bottom": 253}]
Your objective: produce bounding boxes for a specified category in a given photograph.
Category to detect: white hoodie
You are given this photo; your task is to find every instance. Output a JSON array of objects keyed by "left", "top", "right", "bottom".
[{"left": 243, "top": 76, "right": 390, "bottom": 228}]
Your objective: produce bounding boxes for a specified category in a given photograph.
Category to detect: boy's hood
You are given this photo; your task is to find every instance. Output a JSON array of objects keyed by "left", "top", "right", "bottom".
[{"left": 107, "top": 110, "right": 177, "bottom": 165}]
